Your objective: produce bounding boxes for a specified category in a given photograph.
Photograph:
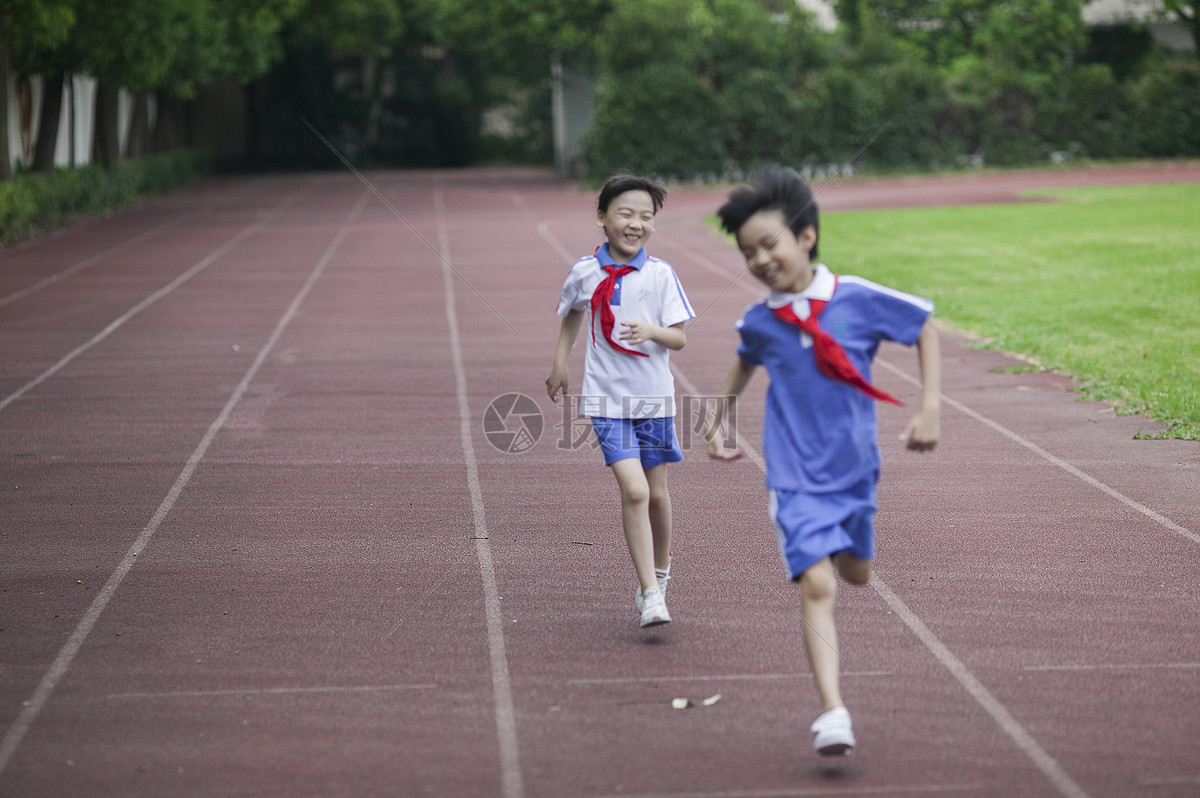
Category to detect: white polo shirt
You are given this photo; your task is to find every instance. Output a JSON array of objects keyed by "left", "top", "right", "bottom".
[{"left": 557, "top": 244, "right": 694, "bottom": 418}]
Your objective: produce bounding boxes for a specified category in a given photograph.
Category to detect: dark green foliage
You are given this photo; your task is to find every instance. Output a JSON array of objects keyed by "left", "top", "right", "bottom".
[
  {"left": 1082, "top": 24, "right": 1157, "bottom": 80},
  {"left": 0, "top": 150, "right": 212, "bottom": 245},
  {"left": 583, "top": 0, "right": 1200, "bottom": 180},
  {"left": 1039, "top": 63, "right": 1127, "bottom": 157},
  {"left": 1130, "top": 61, "right": 1200, "bottom": 156},
  {"left": 723, "top": 69, "right": 809, "bottom": 168},
  {"left": 587, "top": 64, "right": 733, "bottom": 179}
]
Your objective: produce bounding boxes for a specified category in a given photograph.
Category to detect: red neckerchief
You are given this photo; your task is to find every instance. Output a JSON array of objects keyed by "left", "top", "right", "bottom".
[
  {"left": 770, "top": 276, "right": 902, "bottom": 405},
  {"left": 590, "top": 263, "right": 648, "bottom": 358}
]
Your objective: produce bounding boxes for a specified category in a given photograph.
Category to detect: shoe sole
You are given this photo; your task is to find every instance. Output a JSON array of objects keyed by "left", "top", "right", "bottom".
[
  {"left": 816, "top": 742, "right": 853, "bottom": 756},
  {"left": 640, "top": 614, "right": 671, "bottom": 628}
]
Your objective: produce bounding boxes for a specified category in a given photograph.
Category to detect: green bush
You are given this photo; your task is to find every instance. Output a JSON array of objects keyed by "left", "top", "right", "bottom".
[
  {"left": 796, "top": 58, "right": 953, "bottom": 170},
  {"left": 1040, "top": 63, "right": 1128, "bottom": 158},
  {"left": 1130, "top": 61, "right": 1200, "bottom": 157},
  {"left": 586, "top": 64, "right": 733, "bottom": 180},
  {"left": 581, "top": 0, "right": 1199, "bottom": 180},
  {"left": 0, "top": 149, "right": 212, "bottom": 246},
  {"left": 723, "top": 69, "right": 809, "bottom": 168}
]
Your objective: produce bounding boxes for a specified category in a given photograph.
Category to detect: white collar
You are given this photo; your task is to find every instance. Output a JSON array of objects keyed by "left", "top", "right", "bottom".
[{"left": 766, "top": 263, "right": 835, "bottom": 309}]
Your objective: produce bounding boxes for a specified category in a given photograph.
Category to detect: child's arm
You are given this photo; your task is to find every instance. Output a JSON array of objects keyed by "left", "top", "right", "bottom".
[
  {"left": 546, "top": 309, "right": 584, "bottom": 403},
  {"left": 703, "top": 357, "right": 758, "bottom": 461},
  {"left": 899, "top": 322, "right": 941, "bottom": 451},
  {"left": 618, "top": 320, "right": 687, "bottom": 351}
]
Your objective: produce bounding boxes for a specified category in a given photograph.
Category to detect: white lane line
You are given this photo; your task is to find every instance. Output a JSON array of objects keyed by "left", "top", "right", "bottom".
[
  {"left": 595, "top": 784, "right": 984, "bottom": 798},
  {"left": 875, "top": 357, "right": 1200, "bottom": 546},
  {"left": 106, "top": 684, "right": 437, "bottom": 700},
  {"left": 567, "top": 671, "right": 893, "bottom": 686},
  {"left": 0, "top": 189, "right": 369, "bottom": 777},
  {"left": 0, "top": 189, "right": 311, "bottom": 414},
  {"left": 1140, "top": 776, "right": 1200, "bottom": 786},
  {"left": 869, "top": 578, "right": 1089, "bottom": 798},
  {"left": 434, "top": 185, "right": 524, "bottom": 798},
  {"left": 660, "top": 253, "right": 1090, "bottom": 798},
  {"left": 0, "top": 212, "right": 196, "bottom": 308},
  {"left": 1023, "top": 662, "right": 1200, "bottom": 672}
]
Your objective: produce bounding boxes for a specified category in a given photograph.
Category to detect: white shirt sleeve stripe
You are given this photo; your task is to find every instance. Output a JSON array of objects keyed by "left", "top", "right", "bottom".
[{"left": 839, "top": 275, "right": 934, "bottom": 313}]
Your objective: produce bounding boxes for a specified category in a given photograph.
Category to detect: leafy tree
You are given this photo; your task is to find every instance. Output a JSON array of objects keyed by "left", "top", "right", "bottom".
[
  {"left": 285, "top": 0, "right": 402, "bottom": 52},
  {"left": 64, "top": 0, "right": 196, "bottom": 166},
  {"left": 588, "top": 62, "right": 733, "bottom": 178},
  {"left": 1, "top": 0, "right": 76, "bottom": 176},
  {"left": 250, "top": 0, "right": 404, "bottom": 167},
  {"left": 828, "top": 0, "right": 1087, "bottom": 163},
  {"left": 425, "top": 0, "right": 611, "bottom": 165},
  {"left": 973, "top": 0, "right": 1088, "bottom": 79},
  {"left": 3, "top": 0, "right": 301, "bottom": 171},
  {"left": 159, "top": 0, "right": 305, "bottom": 98},
  {"left": 148, "top": 0, "right": 304, "bottom": 155},
  {"left": 1130, "top": 60, "right": 1200, "bottom": 155},
  {"left": 596, "top": 0, "right": 823, "bottom": 85},
  {"left": 431, "top": 0, "right": 610, "bottom": 78},
  {"left": 587, "top": 0, "right": 831, "bottom": 177},
  {"left": 838, "top": 0, "right": 1087, "bottom": 77}
]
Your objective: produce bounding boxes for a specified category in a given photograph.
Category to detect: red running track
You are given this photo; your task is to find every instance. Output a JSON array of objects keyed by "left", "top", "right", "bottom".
[{"left": 2, "top": 164, "right": 1199, "bottom": 798}]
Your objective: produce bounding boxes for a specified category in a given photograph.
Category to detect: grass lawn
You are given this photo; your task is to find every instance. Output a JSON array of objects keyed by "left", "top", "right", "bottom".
[{"left": 815, "top": 181, "right": 1200, "bottom": 440}]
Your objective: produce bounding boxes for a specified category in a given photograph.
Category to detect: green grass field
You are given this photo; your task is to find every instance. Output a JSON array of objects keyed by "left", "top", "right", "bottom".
[{"left": 813, "top": 182, "right": 1200, "bottom": 440}]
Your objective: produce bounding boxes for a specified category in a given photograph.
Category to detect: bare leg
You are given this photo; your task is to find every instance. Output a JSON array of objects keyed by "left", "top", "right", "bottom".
[
  {"left": 834, "top": 553, "right": 872, "bottom": 586},
  {"left": 799, "top": 557, "right": 843, "bottom": 711},
  {"left": 644, "top": 463, "right": 672, "bottom": 572},
  {"left": 611, "top": 458, "right": 657, "bottom": 591}
]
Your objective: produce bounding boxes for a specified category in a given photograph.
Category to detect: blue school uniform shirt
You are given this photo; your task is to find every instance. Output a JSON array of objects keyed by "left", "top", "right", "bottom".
[{"left": 735, "top": 264, "right": 933, "bottom": 493}]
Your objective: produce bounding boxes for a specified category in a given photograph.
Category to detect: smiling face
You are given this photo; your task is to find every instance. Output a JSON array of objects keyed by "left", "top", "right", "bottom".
[
  {"left": 596, "top": 189, "right": 656, "bottom": 263},
  {"left": 736, "top": 208, "right": 818, "bottom": 294}
]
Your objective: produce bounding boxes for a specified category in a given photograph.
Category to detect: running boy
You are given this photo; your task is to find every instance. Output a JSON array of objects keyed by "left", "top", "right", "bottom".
[
  {"left": 702, "top": 165, "right": 940, "bottom": 755},
  {"left": 546, "top": 174, "right": 695, "bottom": 628}
]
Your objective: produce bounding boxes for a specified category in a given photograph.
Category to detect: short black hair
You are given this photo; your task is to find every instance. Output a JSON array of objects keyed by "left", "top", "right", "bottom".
[
  {"left": 597, "top": 174, "right": 667, "bottom": 214},
  {"left": 717, "top": 164, "right": 819, "bottom": 259}
]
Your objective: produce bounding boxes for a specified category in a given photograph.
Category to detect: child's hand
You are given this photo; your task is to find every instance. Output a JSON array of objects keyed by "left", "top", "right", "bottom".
[
  {"left": 546, "top": 366, "right": 569, "bottom": 403},
  {"left": 899, "top": 408, "right": 939, "bottom": 452},
  {"left": 618, "top": 320, "right": 657, "bottom": 346},
  {"left": 705, "top": 430, "right": 744, "bottom": 461}
]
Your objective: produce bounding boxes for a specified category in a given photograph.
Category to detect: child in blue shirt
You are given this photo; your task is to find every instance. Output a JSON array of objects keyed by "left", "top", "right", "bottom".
[
  {"left": 703, "top": 165, "right": 941, "bottom": 756},
  {"left": 547, "top": 175, "right": 695, "bottom": 628}
]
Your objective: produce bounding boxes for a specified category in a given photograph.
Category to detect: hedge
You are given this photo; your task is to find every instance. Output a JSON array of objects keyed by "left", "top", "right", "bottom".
[
  {"left": 0, "top": 149, "right": 214, "bottom": 246},
  {"left": 583, "top": 56, "right": 1200, "bottom": 180}
]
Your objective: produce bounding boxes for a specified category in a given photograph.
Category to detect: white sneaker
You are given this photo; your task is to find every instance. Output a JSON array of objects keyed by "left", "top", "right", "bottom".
[
  {"left": 634, "top": 568, "right": 671, "bottom": 614},
  {"left": 639, "top": 586, "right": 671, "bottom": 627},
  {"left": 810, "top": 707, "right": 855, "bottom": 756}
]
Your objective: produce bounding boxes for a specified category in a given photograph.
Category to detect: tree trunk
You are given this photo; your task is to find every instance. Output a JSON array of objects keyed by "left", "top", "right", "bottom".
[
  {"left": 152, "top": 89, "right": 182, "bottom": 153},
  {"left": 1190, "top": 0, "right": 1200, "bottom": 55},
  {"left": 244, "top": 80, "right": 261, "bottom": 163},
  {"left": 32, "top": 75, "right": 65, "bottom": 173},
  {"left": 126, "top": 91, "right": 150, "bottom": 158},
  {"left": 0, "top": 28, "right": 12, "bottom": 180},
  {"left": 92, "top": 83, "right": 120, "bottom": 169},
  {"left": 67, "top": 75, "right": 75, "bottom": 166}
]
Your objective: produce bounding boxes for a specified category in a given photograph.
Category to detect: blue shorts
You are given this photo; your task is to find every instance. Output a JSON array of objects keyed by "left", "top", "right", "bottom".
[
  {"left": 768, "top": 474, "right": 878, "bottom": 580},
  {"left": 591, "top": 416, "right": 684, "bottom": 468}
]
